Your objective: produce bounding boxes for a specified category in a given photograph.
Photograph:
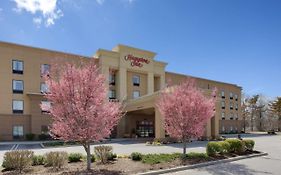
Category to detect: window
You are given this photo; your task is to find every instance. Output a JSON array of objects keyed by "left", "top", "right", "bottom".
[
  {"left": 41, "top": 64, "right": 50, "bottom": 76},
  {"left": 40, "top": 83, "right": 49, "bottom": 93},
  {"left": 222, "top": 126, "right": 225, "bottom": 132},
  {"left": 41, "top": 101, "right": 51, "bottom": 114},
  {"left": 230, "top": 92, "right": 233, "bottom": 99},
  {"left": 235, "top": 103, "right": 238, "bottom": 110},
  {"left": 12, "top": 60, "right": 23, "bottom": 74},
  {"left": 235, "top": 94, "right": 238, "bottom": 101},
  {"left": 230, "top": 126, "right": 233, "bottom": 131},
  {"left": 234, "top": 113, "right": 238, "bottom": 120},
  {"left": 133, "top": 75, "right": 140, "bottom": 86},
  {"left": 230, "top": 102, "right": 233, "bottom": 110},
  {"left": 109, "top": 74, "right": 116, "bottom": 85},
  {"left": 109, "top": 90, "right": 116, "bottom": 99},
  {"left": 13, "top": 125, "right": 24, "bottom": 139},
  {"left": 221, "top": 101, "right": 225, "bottom": 109},
  {"left": 221, "top": 112, "right": 225, "bottom": 120},
  {"left": 230, "top": 113, "right": 234, "bottom": 120},
  {"left": 221, "top": 91, "right": 225, "bottom": 98},
  {"left": 133, "top": 91, "right": 140, "bottom": 99},
  {"left": 13, "top": 80, "right": 24, "bottom": 94},
  {"left": 13, "top": 100, "right": 23, "bottom": 114},
  {"left": 41, "top": 125, "right": 49, "bottom": 134}
]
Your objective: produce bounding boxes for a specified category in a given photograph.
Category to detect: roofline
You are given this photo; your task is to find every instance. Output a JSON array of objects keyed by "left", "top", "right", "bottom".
[
  {"left": 165, "top": 71, "right": 242, "bottom": 89},
  {"left": 0, "top": 40, "right": 92, "bottom": 59}
]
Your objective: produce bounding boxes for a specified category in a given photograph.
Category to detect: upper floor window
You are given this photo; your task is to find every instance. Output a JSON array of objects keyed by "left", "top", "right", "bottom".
[
  {"left": 221, "top": 101, "right": 225, "bottom": 109},
  {"left": 221, "top": 91, "right": 225, "bottom": 98},
  {"left": 13, "top": 80, "right": 23, "bottom": 94},
  {"left": 41, "top": 101, "right": 51, "bottom": 114},
  {"left": 234, "top": 113, "right": 238, "bottom": 120},
  {"left": 13, "top": 100, "right": 23, "bottom": 114},
  {"left": 41, "top": 64, "right": 50, "bottom": 76},
  {"left": 235, "top": 94, "right": 238, "bottom": 101},
  {"left": 230, "top": 92, "right": 233, "bottom": 99},
  {"left": 12, "top": 60, "right": 23, "bottom": 74},
  {"left": 133, "top": 90, "right": 140, "bottom": 99},
  {"left": 230, "top": 113, "right": 234, "bottom": 120},
  {"left": 40, "top": 83, "right": 49, "bottom": 93},
  {"left": 109, "top": 90, "right": 116, "bottom": 99},
  {"left": 109, "top": 74, "right": 116, "bottom": 85},
  {"left": 221, "top": 112, "right": 225, "bottom": 120},
  {"left": 235, "top": 103, "right": 238, "bottom": 110},
  {"left": 230, "top": 102, "right": 234, "bottom": 110},
  {"left": 133, "top": 75, "right": 140, "bottom": 86}
]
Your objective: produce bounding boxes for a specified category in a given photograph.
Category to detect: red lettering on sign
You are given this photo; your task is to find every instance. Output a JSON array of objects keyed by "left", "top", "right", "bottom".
[{"left": 124, "top": 54, "right": 150, "bottom": 67}]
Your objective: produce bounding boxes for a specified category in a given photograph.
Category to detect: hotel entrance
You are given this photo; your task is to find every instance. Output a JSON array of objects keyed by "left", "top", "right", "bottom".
[{"left": 136, "top": 119, "right": 154, "bottom": 137}]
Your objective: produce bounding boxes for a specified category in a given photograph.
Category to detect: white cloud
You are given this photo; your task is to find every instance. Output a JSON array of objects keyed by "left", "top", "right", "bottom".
[
  {"left": 96, "top": 0, "right": 105, "bottom": 5},
  {"left": 12, "top": 0, "right": 63, "bottom": 27},
  {"left": 33, "top": 17, "right": 42, "bottom": 26}
]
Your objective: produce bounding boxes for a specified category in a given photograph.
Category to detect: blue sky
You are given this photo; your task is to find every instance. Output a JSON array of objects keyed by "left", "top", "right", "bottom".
[{"left": 0, "top": 0, "right": 280, "bottom": 98}]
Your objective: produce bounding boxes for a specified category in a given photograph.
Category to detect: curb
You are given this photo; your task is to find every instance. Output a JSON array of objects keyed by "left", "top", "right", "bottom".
[{"left": 138, "top": 152, "right": 268, "bottom": 175}]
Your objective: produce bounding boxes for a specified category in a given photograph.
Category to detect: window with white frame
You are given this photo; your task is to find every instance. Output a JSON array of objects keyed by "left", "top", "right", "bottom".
[
  {"left": 13, "top": 125, "right": 24, "bottom": 138},
  {"left": 230, "top": 92, "right": 233, "bottom": 99},
  {"left": 221, "top": 101, "right": 225, "bottom": 109},
  {"left": 235, "top": 103, "right": 238, "bottom": 110},
  {"left": 109, "top": 90, "right": 116, "bottom": 99},
  {"left": 234, "top": 113, "right": 238, "bottom": 120},
  {"left": 221, "top": 91, "right": 225, "bottom": 98},
  {"left": 40, "top": 83, "right": 49, "bottom": 93},
  {"left": 41, "top": 64, "right": 50, "bottom": 76},
  {"left": 234, "top": 94, "right": 238, "bottom": 101},
  {"left": 221, "top": 112, "right": 225, "bottom": 120},
  {"left": 133, "top": 91, "right": 140, "bottom": 99},
  {"left": 13, "top": 80, "right": 23, "bottom": 93},
  {"left": 12, "top": 100, "right": 23, "bottom": 114},
  {"left": 230, "top": 102, "right": 233, "bottom": 110},
  {"left": 222, "top": 126, "right": 225, "bottom": 132},
  {"left": 230, "top": 113, "right": 234, "bottom": 120},
  {"left": 133, "top": 75, "right": 140, "bottom": 86},
  {"left": 12, "top": 60, "right": 23, "bottom": 74},
  {"left": 41, "top": 101, "right": 51, "bottom": 114}
]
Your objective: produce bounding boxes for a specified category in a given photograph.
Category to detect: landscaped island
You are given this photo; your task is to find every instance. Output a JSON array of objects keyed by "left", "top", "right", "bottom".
[{"left": 1, "top": 138, "right": 260, "bottom": 175}]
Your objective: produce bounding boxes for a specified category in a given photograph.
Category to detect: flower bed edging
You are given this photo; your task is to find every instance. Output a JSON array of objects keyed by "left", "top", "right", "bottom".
[{"left": 138, "top": 152, "right": 268, "bottom": 175}]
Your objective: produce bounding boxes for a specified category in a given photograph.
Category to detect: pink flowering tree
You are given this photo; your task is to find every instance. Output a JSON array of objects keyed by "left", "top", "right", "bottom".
[
  {"left": 41, "top": 61, "right": 123, "bottom": 170},
  {"left": 156, "top": 79, "right": 216, "bottom": 154}
]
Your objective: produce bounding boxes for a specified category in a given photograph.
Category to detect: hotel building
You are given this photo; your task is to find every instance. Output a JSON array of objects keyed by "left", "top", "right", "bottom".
[{"left": 0, "top": 41, "right": 242, "bottom": 141}]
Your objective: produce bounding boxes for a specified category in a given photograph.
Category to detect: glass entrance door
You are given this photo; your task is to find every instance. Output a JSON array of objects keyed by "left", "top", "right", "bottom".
[{"left": 136, "top": 120, "right": 154, "bottom": 137}]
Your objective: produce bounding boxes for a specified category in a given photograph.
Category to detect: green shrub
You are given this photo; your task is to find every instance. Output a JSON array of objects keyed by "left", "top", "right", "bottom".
[
  {"left": 2, "top": 150, "right": 34, "bottom": 172},
  {"left": 32, "top": 155, "right": 46, "bottom": 166},
  {"left": 94, "top": 145, "right": 113, "bottom": 164},
  {"left": 91, "top": 154, "right": 96, "bottom": 163},
  {"left": 186, "top": 152, "right": 209, "bottom": 159},
  {"left": 142, "top": 153, "right": 180, "bottom": 164},
  {"left": 107, "top": 152, "right": 117, "bottom": 161},
  {"left": 38, "top": 134, "right": 51, "bottom": 140},
  {"left": 68, "top": 153, "right": 83, "bottom": 163},
  {"left": 225, "top": 139, "right": 244, "bottom": 153},
  {"left": 206, "top": 142, "right": 222, "bottom": 156},
  {"left": 131, "top": 152, "right": 143, "bottom": 161},
  {"left": 243, "top": 139, "right": 255, "bottom": 151},
  {"left": 25, "top": 133, "right": 36, "bottom": 141},
  {"left": 218, "top": 141, "right": 231, "bottom": 154},
  {"left": 45, "top": 151, "right": 68, "bottom": 170}
]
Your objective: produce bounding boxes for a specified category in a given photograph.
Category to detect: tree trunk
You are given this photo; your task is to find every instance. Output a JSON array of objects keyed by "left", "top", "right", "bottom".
[
  {"left": 183, "top": 139, "right": 187, "bottom": 155},
  {"left": 251, "top": 113, "right": 254, "bottom": 132},
  {"left": 83, "top": 142, "right": 91, "bottom": 171}
]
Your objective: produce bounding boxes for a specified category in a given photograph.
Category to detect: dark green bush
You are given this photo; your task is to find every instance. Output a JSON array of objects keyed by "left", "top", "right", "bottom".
[
  {"left": 186, "top": 152, "right": 209, "bottom": 159},
  {"left": 32, "top": 155, "right": 46, "bottom": 166},
  {"left": 225, "top": 139, "right": 244, "bottom": 153},
  {"left": 68, "top": 153, "right": 83, "bottom": 163},
  {"left": 91, "top": 154, "right": 96, "bottom": 163},
  {"left": 25, "top": 133, "right": 36, "bottom": 141},
  {"left": 38, "top": 134, "right": 51, "bottom": 140},
  {"left": 2, "top": 150, "right": 34, "bottom": 172},
  {"left": 206, "top": 142, "right": 222, "bottom": 156},
  {"left": 142, "top": 153, "right": 180, "bottom": 164},
  {"left": 243, "top": 139, "right": 255, "bottom": 151},
  {"left": 45, "top": 151, "right": 68, "bottom": 169},
  {"left": 131, "top": 152, "right": 143, "bottom": 161}
]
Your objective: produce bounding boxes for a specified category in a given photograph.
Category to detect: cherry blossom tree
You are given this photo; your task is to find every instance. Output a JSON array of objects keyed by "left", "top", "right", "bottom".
[
  {"left": 156, "top": 79, "right": 216, "bottom": 154},
  {"left": 41, "top": 61, "right": 123, "bottom": 170}
]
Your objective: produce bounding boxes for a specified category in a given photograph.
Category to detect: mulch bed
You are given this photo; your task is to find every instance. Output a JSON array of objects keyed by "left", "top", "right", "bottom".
[{"left": 2, "top": 151, "right": 261, "bottom": 175}]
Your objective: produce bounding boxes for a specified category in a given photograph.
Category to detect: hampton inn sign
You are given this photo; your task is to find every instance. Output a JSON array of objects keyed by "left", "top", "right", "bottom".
[{"left": 124, "top": 54, "right": 150, "bottom": 67}]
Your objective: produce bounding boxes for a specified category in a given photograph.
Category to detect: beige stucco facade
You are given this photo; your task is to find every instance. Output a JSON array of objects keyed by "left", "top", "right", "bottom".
[{"left": 0, "top": 41, "right": 242, "bottom": 140}]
